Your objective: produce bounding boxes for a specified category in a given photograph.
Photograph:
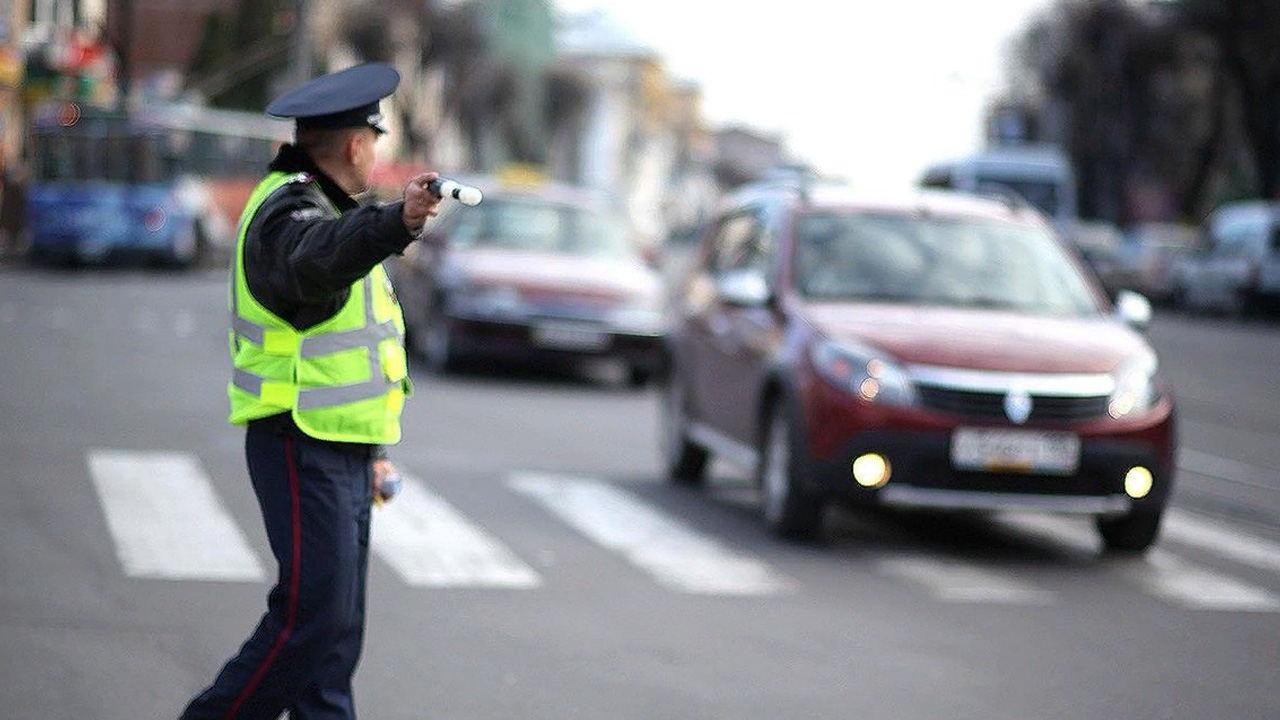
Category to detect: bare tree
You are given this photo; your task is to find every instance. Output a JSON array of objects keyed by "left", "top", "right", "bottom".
[
  {"left": 1178, "top": 0, "right": 1280, "bottom": 200},
  {"left": 1007, "top": 0, "right": 1239, "bottom": 222}
]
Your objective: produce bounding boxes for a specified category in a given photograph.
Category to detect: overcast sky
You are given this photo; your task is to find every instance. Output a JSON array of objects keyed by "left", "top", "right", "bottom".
[{"left": 553, "top": 0, "right": 1054, "bottom": 191}]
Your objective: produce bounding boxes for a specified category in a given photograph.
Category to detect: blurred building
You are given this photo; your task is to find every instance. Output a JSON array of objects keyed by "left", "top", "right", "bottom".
[
  {"left": 0, "top": 0, "right": 29, "bottom": 170},
  {"left": 554, "top": 9, "right": 716, "bottom": 245},
  {"left": 713, "top": 125, "right": 785, "bottom": 188},
  {"left": 104, "top": 0, "right": 232, "bottom": 100}
]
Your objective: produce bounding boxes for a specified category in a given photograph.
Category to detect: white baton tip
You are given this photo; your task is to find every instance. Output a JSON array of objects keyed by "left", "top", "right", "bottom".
[{"left": 456, "top": 186, "right": 483, "bottom": 206}]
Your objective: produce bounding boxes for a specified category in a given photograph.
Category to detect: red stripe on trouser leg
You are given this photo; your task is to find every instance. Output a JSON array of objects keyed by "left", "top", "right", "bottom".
[{"left": 223, "top": 435, "right": 303, "bottom": 720}]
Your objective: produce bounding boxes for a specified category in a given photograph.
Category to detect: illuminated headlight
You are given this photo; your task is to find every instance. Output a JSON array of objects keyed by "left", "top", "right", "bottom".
[
  {"left": 609, "top": 303, "right": 667, "bottom": 335},
  {"left": 1108, "top": 353, "right": 1159, "bottom": 419},
  {"left": 811, "top": 340, "right": 916, "bottom": 406},
  {"left": 448, "top": 285, "right": 529, "bottom": 319}
]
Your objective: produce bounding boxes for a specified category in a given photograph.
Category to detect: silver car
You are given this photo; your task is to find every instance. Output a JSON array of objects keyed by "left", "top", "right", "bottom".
[{"left": 1170, "top": 201, "right": 1280, "bottom": 316}]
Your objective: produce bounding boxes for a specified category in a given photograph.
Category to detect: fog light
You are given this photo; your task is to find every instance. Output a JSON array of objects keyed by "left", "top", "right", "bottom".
[
  {"left": 1124, "top": 466, "right": 1153, "bottom": 499},
  {"left": 852, "top": 454, "right": 891, "bottom": 488}
]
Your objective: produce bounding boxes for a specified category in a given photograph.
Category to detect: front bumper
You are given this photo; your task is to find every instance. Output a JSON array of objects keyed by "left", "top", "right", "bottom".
[
  {"left": 807, "top": 427, "right": 1174, "bottom": 516},
  {"left": 445, "top": 315, "right": 666, "bottom": 371}
]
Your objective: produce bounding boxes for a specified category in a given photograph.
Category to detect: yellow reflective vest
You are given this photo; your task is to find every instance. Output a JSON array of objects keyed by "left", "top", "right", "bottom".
[{"left": 227, "top": 171, "right": 410, "bottom": 444}]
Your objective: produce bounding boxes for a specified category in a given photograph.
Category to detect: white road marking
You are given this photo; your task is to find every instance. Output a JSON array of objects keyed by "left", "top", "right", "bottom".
[
  {"left": 371, "top": 475, "right": 540, "bottom": 589},
  {"left": 875, "top": 555, "right": 1055, "bottom": 605},
  {"left": 87, "top": 449, "right": 266, "bottom": 582},
  {"left": 1162, "top": 509, "right": 1280, "bottom": 575},
  {"left": 508, "top": 471, "right": 793, "bottom": 596},
  {"left": 997, "top": 513, "right": 1280, "bottom": 612},
  {"left": 1137, "top": 550, "right": 1280, "bottom": 612}
]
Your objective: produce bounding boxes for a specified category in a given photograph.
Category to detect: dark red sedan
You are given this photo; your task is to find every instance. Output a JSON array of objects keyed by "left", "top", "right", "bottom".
[{"left": 663, "top": 182, "right": 1175, "bottom": 552}]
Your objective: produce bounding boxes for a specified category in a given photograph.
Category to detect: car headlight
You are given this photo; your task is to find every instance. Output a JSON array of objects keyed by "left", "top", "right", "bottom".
[
  {"left": 448, "top": 285, "right": 529, "bottom": 319},
  {"left": 609, "top": 303, "right": 667, "bottom": 335},
  {"left": 1109, "top": 353, "right": 1160, "bottom": 419},
  {"left": 811, "top": 340, "right": 916, "bottom": 406}
]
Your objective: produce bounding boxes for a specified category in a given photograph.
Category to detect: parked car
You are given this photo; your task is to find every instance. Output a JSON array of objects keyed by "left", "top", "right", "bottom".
[
  {"left": 662, "top": 180, "right": 1176, "bottom": 552},
  {"left": 389, "top": 178, "right": 667, "bottom": 386},
  {"left": 1070, "top": 220, "right": 1130, "bottom": 298},
  {"left": 1169, "top": 201, "right": 1280, "bottom": 315},
  {"left": 1122, "top": 222, "right": 1201, "bottom": 306}
]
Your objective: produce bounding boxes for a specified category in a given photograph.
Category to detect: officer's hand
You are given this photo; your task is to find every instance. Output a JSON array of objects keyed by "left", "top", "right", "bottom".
[
  {"left": 402, "top": 172, "right": 442, "bottom": 234},
  {"left": 372, "top": 459, "right": 401, "bottom": 505}
]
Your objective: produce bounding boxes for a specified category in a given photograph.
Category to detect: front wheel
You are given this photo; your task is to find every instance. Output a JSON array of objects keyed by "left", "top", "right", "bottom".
[
  {"left": 757, "top": 405, "right": 825, "bottom": 540},
  {"left": 422, "top": 308, "right": 459, "bottom": 374},
  {"left": 1096, "top": 506, "right": 1164, "bottom": 554},
  {"left": 626, "top": 365, "right": 653, "bottom": 389},
  {"left": 662, "top": 377, "right": 708, "bottom": 485}
]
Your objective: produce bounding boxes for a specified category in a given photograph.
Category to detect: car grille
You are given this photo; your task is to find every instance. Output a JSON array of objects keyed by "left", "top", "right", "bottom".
[{"left": 916, "top": 385, "right": 1111, "bottom": 423}]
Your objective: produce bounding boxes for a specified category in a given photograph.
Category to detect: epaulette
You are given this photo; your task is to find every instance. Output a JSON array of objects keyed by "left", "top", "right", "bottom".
[{"left": 285, "top": 172, "right": 313, "bottom": 185}]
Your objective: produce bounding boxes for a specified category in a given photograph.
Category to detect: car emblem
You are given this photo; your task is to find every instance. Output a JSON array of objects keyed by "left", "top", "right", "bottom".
[{"left": 1004, "top": 389, "right": 1033, "bottom": 424}]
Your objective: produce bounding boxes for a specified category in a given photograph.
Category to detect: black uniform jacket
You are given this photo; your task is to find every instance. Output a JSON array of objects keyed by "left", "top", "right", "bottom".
[
  {"left": 242, "top": 144, "right": 416, "bottom": 455},
  {"left": 244, "top": 144, "right": 416, "bottom": 330}
]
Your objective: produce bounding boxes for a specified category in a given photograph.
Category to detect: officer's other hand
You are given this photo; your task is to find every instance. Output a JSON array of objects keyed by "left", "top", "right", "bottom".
[
  {"left": 402, "top": 172, "right": 442, "bottom": 234},
  {"left": 372, "top": 459, "right": 400, "bottom": 505}
]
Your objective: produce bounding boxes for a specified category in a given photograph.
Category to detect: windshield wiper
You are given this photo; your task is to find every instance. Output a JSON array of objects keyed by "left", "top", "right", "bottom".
[{"left": 960, "top": 296, "right": 1031, "bottom": 310}]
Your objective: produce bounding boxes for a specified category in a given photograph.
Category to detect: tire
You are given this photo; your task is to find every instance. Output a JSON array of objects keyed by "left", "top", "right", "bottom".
[
  {"left": 422, "top": 307, "right": 458, "bottom": 374},
  {"left": 1239, "top": 288, "right": 1264, "bottom": 318},
  {"left": 1096, "top": 506, "right": 1164, "bottom": 554},
  {"left": 662, "top": 376, "right": 708, "bottom": 485},
  {"left": 626, "top": 365, "right": 652, "bottom": 389},
  {"left": 757, "top": 403, "right": 825, "bottom": 540}
]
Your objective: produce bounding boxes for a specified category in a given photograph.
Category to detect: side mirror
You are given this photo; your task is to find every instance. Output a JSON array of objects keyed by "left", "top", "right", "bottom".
[
  {"left": 1114, "top": 290, "right": 1152, "bottom": 330},
  {"left": 716, "top": 268, "right": 771, "bottom": 307}
]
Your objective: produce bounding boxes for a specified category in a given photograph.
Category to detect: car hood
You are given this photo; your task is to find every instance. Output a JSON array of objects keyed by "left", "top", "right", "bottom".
[
  {"left": 445, "top": 248, "right": 660, "bottom": 302},
  {"left": 804, "top": 302, "right": 1149, "bottom": 374}
]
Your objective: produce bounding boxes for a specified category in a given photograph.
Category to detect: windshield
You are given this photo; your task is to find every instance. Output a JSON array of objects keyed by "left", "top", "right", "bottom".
[
  {"left": 448, "top": 199, "right": 635, "bottom": 259},
  {"left": 33, "top": 121, "right": 173, "bottom": 184},
  {"left": 794, "top": 212, "right": 1099, "bottom": 315}
]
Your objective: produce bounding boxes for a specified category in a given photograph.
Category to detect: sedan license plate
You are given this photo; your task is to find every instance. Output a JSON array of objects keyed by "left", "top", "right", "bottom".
[
  {"left": 950, "top": 428, "right": 1081, "bottom": 475},
  {"left": 532, "top": 322, "right": 609, "bottom": 351}
]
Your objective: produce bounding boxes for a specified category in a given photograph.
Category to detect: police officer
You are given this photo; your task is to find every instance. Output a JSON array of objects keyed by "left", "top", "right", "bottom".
[{"left": 180, "top": 63, "right": 441, "bottom": 720}]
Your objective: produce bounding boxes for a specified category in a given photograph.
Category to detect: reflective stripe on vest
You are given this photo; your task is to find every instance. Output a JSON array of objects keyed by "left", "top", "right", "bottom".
[{"left": 230, "top": 275, "right": 400, "bottom": 411}]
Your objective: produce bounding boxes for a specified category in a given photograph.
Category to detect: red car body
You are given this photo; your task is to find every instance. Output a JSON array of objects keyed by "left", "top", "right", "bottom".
[{"left": 663, "top": 182, "right": 1176, "bottom": 552}]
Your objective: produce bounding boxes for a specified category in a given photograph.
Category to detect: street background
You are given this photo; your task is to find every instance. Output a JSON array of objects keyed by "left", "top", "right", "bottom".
[{"left": 4, "top": 1, "right": 1280, "bottom": 718}]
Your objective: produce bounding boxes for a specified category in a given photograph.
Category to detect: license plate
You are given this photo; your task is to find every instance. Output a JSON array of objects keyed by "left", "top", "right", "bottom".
[
  {"left": 531, "top": 322, "right": 609, "bottom": 351},
  {"left": 950, "top": 428, "right": 1081, "bottom": 475}
]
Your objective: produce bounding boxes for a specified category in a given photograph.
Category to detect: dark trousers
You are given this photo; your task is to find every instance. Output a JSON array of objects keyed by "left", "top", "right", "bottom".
[{"left": 181, "top": 426, "right": 373, "bottom": 720}]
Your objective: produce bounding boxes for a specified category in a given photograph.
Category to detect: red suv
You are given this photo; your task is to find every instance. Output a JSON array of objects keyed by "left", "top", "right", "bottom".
[{"left": 662, "top": 181, "right": 1176, "bottom": 552}]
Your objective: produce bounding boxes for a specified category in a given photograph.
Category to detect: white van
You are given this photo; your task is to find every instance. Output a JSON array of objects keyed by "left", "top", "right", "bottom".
[
  {"left": 1170, "top": 200, "right": 1280, "bottom": 315},
  {"left": 920, "top": 143, "right": 1077, "bottom": 236}
]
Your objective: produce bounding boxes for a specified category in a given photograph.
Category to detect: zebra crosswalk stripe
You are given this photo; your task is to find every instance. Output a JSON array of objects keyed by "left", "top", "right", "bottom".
[
  {"left": 80, "top": 449, "right": 1280, "bottom": 609},
  {"left": 87, "top": 449, "right": 267, "bottom": 582},
  {"left": 508, "top": 471, "right": 793, "bottom": 596},
  {"left": 996, "top": 512, "right": 1280, "bottom": 612},
  {"left": 1161, "top": 509, "right": 1280, "bottom": 575},
  {"left": 371, "top": 474, "right": 540, "bottom": 589},
  {"left": 1137, "top": 550, "right": 1280, "bottom": 612},
  {"left": 874, "top": 555, "right": 1055, "bottom": 605}
]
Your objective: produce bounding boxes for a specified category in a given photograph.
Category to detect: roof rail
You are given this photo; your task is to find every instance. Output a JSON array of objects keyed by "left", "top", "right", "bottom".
[
  {"left": 974, "top": 184, "right": 1031, "bottom": 213},
  {"left": 748, "top": 164, "right": 825, "bottom": 202}
]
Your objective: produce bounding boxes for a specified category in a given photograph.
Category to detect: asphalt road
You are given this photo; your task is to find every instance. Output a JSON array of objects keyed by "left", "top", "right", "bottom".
[{"left": 1, "top": 265, "right": 1278, "bottom": 720}]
